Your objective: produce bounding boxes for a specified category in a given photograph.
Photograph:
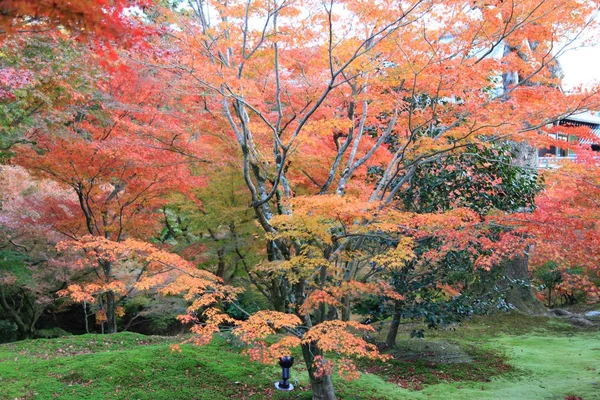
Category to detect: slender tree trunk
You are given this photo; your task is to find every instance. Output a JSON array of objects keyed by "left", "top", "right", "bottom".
[
  {"left": 100, "top": 260, "right": 118, "bottom": 333},
  {"left": 216, "top": 247, "right": 226, "bottom": 280},
  {"left": 385, "top": 301, "right": 402, "bottom": 348},
  {"left": 302, "top": 342, "right": 337, "bottom": 400},
  {"left": 18, "top": 327, "right": 34, "bottom": 340},
  {"left": 106, "top": 291, "right": 117, "bottom": 333},
  {"left": 341, "top": 295, "right": 351, "bottom": 322},
  {"left": 26, "top": 309, "right": 42, "bottom": 339},
  {"left": 14, "top": 313, "right": 36, "bottom": 340},
  {"left": 83, "top": 301, "right": 90, "bottom": 333}
]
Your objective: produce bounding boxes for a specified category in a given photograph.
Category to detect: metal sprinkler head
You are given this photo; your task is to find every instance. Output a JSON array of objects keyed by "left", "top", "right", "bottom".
[{"left": 274, "top": 356, "right": 294, "bottom": 391}]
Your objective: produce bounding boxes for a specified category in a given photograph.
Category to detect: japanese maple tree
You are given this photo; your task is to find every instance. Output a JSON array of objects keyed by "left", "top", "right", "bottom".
[
  {"left": 510, "top": 147, "right": 600, "bottom": 304},
  {"left": 6, "top": 35, "right": 207, "bottom": 332},
  {"left": 0, "top": 165, "right": 76, "bottom": 339},
  {"left": 147, "top": 0, "right": 600, "bottom": 398}
]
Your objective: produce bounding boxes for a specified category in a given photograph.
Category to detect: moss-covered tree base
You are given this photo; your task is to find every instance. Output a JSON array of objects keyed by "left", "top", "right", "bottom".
[{"left": 498, "top": 255, "right": 547, "bottom": 315}]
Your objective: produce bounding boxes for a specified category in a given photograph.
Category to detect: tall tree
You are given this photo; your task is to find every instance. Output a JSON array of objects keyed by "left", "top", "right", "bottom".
[
  {"left": 508, "top": 146, "right": 600, "bottom": 305},
  {"left": 153, "top": 1, "right": 600, "bottom": 398},
  {"left": 383, "top": 142, "right": 543, "bottom": 347},
  {"left": 8, "top": 36, "right": 207, "bottom": 332},
  {"left": 0, "top": 165, "right": 74, "bottom": 338}
]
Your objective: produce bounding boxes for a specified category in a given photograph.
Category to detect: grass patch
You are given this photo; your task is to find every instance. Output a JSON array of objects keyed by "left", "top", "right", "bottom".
[
  {"left": 0, "top": 332, "right": 173, "bottom": 362},
  {"left": 407, "top": 334, "right": 600, "bottom": 400},
  {"left": 367, "top": 311, "right": 581, "bottom": 344},
  {"left": 0, "top": 314, "right": 598, "bottom": 400},
  {"left": 0, "top": 333, "right": 307, "bottom": 400},
  {"left": 358, "top": 342, "right": 513, "bottom": 391}
]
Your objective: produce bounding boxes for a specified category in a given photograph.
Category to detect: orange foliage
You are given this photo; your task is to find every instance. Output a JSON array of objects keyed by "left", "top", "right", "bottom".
[
  {"left": 0, "top": 0, "right": 152, "bottom": 43},
  {"left": 301, "top": 320, "right": 388, "bottom": 378},
  {"left": 506, "top": 150, "right": 600, "bottom": 302},
  {"left": 56, "top": 235, "right": 236, "bottom": 334},
  {"left": 16, "top": 50, "right": 205, "bottom": 242},
  {"left": 95, "top": 309, "right": 108, "bottom": 324}
]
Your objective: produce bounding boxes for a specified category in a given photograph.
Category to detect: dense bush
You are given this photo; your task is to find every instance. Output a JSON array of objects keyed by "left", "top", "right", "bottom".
[{"left": 0, "top": 319, "right": 18, "bottom": 343}]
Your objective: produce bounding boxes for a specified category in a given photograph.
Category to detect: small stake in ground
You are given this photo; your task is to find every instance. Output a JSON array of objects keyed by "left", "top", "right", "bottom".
[{"left": 274, "top": 356, "right": 294, "bottom": 391}]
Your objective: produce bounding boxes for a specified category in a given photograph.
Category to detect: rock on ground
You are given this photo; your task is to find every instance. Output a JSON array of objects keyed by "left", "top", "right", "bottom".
[
  {"left": 568, "top": 317, "right": 594, "bottom": 328},
  {"left": 550, "top": 309, "right": 572, "bottom": 317},
  {"left": 392, "top": 340, "right": 474, "bottom": 364}
]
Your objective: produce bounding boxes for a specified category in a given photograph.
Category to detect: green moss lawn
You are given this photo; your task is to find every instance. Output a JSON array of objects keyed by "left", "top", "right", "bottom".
[{"left": 0, "top": 313, "right": 598, "bottom": 399}]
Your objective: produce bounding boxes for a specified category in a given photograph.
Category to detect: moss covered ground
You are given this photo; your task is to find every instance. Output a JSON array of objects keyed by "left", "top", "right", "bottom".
[{"left": 0, "top": 313, "right": 598, "bottom": 399}]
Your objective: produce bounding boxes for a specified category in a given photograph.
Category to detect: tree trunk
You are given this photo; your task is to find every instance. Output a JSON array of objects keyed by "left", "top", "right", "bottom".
[
  {"left": 311, "top": 376, "right": 336, "bottom": 400},
  {"left": 216, "top": 247, "right": 226, "bottom": 280},
  {"left": 493, "top": 142, "right": 546, "bottom": 314},
  {"left": 100, "top": 259, "right": 118, "bottom": 333},
  {"left": 0, "top": 286, "right": 35, "bottom": 339},
  {"left": 17, "top": 327, "right": 34, "bottom": 340},
  {"left": 83, "top": 301, "right": 90, "bottom": 333},
  {"left": 106, "top": 291, "right": 117, "bottom": 333},
  {"left": 302, "top": 342, "right": 337, "bottom": 400},
  {"left": 341, "top": 295, "right": 351, "bottom": 322},
  {"left": 270, "top": 279, "right": 287, "bottom": 313},
  {"left": 499, "top": 255, "right": 546, "bottom": 315},
  {"left": 385, "top": 301, "right": 401, "bottom": 348}
]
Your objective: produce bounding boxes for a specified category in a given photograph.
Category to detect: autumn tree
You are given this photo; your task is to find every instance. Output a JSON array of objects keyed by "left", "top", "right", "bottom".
[
  {"left": 0, "top": 1, "right": 222, "bottom": 335},
  {"left": 145, "top": 1, "right": 600, "bottom": 398},
  {"left": 379, "top": 142, "right": 543, "bottom": 347},
  {"left": 0, "top": 165, "right": 76, "bottom": 338},
  {"left": 509, "top": 147, "right": 600, "bottom": 305},
  {"left": 172, "top": 195, "right": 400, "bottom": 396},
  {"left": 2, "top": 32, "right": 208, "bottom": 332}
]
